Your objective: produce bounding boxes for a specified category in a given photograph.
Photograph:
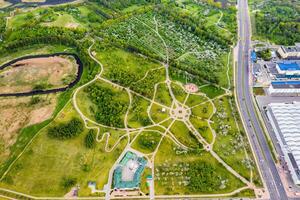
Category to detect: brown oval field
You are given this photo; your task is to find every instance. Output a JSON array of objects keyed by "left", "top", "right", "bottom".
[{"left": 0, "top": 55, "right": 78, "bottom": 94}]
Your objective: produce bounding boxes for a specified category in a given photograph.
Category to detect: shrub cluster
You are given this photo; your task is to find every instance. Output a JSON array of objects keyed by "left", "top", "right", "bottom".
[
  {"left": 47, "top": 118, "right": 83, "bottom": 139},
  {"left": 84, "top": 129, "right": 97, "bottom": 148}
]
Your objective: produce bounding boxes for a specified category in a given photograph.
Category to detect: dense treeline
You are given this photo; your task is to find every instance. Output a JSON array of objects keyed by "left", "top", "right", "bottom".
[
  {"left": 89, "top": 0, "right": 160, "bottom": 11},
  {"left": 254, "top": 1, "right": 300, "bottom": 45},
  {"left": 170, "top": 59, "right": 219, "bottom": 84},
  {"left": 85, "top": 84, "right": 127, "bottom": 128},
  {"left": 48, "top": 118, "right": 83, "bottom": 139}
]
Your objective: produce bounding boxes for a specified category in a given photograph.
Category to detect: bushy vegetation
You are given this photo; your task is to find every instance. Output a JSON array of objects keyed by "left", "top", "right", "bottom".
[
  {"left": 47, "top": 118, "right": 83, "bottom": 139},
  {"left": 251, "top": 0, "right": 300, "bottom": 45},
  {"left": 133, "top": 131, "right": 161, "bottom": 153},
  {"left": 188, "top": 161, "right": 222, "bottom": 192},
  {"left": 89, "top": 0, "right": 154, "bottom": 11},
  {"left": 84, "top": 83, "right": 127, "bottom": 128},
  {"left": 61, "top": 176, "right": 77, "bottom": 189},
  {"left": 84, "top": 129, "right": 97, "bottom": 149},
  {"left": 256, "top": 49, "right": 271, "bottom": 61}
]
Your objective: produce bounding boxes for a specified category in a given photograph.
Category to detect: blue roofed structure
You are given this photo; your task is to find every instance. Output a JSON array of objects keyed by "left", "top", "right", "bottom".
[
  {"left": 278, "top": 62, "right": 300, "bottom": 71},
  {"left": 113, "top": 151, "right": 147, "bottom": 190},
  {"left": 251, "top": 51, "right": 257, "bottom": 63},
  {"left": 275, "top": 61, "right": 300, "bottom": 76}
]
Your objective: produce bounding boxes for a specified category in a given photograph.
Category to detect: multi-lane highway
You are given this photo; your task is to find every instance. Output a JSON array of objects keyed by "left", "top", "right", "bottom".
[{"left": 236, "top": 0, "right": 288, "bottom": 199}]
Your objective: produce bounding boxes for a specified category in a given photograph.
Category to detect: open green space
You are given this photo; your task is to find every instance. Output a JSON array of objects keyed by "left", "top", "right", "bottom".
[
  {"left": 154, "top": 137, "right": 245, "bottom": 195},
  {"left": 0, "top": 103, "right": 127, "bottom": 197},
  {"left": 0, "top": 0, "right": 261, "bottom": 198},
  {"left": 170, "top": 121, "right": 200, "bottom": 149},
  {"left": 131, "top": 131, "right": 162, "bottom": 154}
]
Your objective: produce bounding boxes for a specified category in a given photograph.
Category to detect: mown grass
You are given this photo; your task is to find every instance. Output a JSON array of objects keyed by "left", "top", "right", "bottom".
[
  {"left": 211, "top": 96, "right": 260, "bottom": 184},
  {"left": 200, "top": 84, "right": 225, "bottom": 99},
  {"left": 131, "top": 131, "right": 162, "bottom": 154},
  {"left": 170, "top": 121, "right": 200, "bottom": 149},
  {"left": 150, "top": 104, "right": 169, "bottom": 124},
  {"left": 154, "top": 137, "right": 245, "bottom": 195},
  {"left": 0, "top": 103, "right": 127, "bottom": 197}
]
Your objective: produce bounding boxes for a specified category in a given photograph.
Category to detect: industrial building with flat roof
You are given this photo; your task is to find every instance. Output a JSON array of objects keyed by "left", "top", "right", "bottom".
[
  {"left": 264, "top": 61, "right": 300, "bottom": 96},
  {"left": 267, "top": 102, "right": 300, "bottom": 185},
  {"left": 277, "top": 43, "right": 300, "bottom": 60},
  {"left": 268, "top": 81, "right": 300, "bottom": 96}
]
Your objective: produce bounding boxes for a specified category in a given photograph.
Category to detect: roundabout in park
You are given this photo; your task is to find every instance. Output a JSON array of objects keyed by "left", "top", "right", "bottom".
[{"left": 170, "top": 103, "right": 191, "bottom": 120}]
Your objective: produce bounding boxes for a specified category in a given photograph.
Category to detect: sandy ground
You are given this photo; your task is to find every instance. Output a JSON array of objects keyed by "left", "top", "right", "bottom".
[
  {"left": 65, "top": 22, "right": 79, "bottom": 29},
  {"left": 0, "top": 56, "right": 78, "bottom": 93},
  {"left": 0, "top": 95, "right": 56, "bottom": 164},
  {"left": 0, "top": 0, "right": 11, "bottom": 8}
]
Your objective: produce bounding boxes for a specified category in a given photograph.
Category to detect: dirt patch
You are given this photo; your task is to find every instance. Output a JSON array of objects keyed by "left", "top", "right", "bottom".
[
  {"left": 0, "top": 0, "right": 11, "bottom": 8},
  {"left": 0, "top": 56, "right": 78, "bottom": 94},
  {"left": 0, "top": 95, "right": 56, "bottom": 164},
  {"left": 65, "top": 22, "right": 79, "bottom": 29},
  {"left": 184, "top": 83, "right": 199, "bottom": 93}
]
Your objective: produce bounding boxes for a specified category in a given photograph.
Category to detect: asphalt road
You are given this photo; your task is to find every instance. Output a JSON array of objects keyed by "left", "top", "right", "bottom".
[{"left": 236, "top": 0, "right": 288, "bottom": 199}]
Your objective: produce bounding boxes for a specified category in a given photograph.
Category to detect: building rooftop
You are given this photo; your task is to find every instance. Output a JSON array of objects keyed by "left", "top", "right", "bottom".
[
  {"left": 268, "top": 102, "right": 300, "bottom": 184},
  {"left": 113, "top": 151, "right": 147, "bottom": 190},
  {"left": 271, "top": 81, "right": 300, "bottom": 89},
  {"left": 278, "top": 62, "right": 300, "bottom": 71},
  {"left": 282, "top": 46, "right": 300, "bottom": 53}
]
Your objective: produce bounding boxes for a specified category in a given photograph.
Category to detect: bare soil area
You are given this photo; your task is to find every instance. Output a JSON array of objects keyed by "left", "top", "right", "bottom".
[
  {"left": 0, "top": 95, "right": 56, "bottom": 164},
  {"left": 0, "top": 0, "right": 11, "bottom": 8},
  {"left": 0, "top": 56, "right": 78, "bottom": 94}
]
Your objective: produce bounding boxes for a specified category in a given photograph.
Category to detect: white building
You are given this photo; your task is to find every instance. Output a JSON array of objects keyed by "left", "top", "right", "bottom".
[
  {"left": 268, "top": 82, "right": 300, "bottom": 96},
  {"left": 267, "top": 102, "right": 300, "bottom": 185},
  {"left": 277, "top": 43, "right": 300, "bottom": 60}
]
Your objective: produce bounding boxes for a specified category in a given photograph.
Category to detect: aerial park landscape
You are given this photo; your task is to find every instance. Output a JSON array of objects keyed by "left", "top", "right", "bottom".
[{"left": 0, "top": 0, "right": 298, "bottom": 199}]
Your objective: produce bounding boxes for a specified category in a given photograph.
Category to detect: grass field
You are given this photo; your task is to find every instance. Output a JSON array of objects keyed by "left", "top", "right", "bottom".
[
  {"left": 0, "top": 94, "right": 57, "bottom": 166},
  {"left": 0, "top": 103, "right": 127, "bottom": 197},
  {"left": 43, "top": 14, "right": 82, "bottom": 29},
  {"left": 0, "top": 0, "right": 261, "bottom": 198},
  {"left": 154, "top": 137, "right": 245, "bottom": 195}
]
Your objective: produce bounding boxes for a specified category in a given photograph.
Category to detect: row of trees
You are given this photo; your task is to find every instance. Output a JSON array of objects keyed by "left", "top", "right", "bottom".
[{"left": 90, "top": 0, "right": 158, "bottom": 11}]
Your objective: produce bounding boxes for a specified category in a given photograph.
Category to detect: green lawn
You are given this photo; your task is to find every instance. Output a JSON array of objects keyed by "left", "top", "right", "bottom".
[
  {"left": 185, "top": 94, "right": 208, "bottom": 107},
  {"left": 0, "top": 103, "right": 127, "bottom": 197},
  {"left": 128, "top": 95, "right": 152, "bottom": 128},
  {"left": 154, "top": 137, "right": 245, "bottom": 195},
  {"left": 155, "top": 83, "right": 173, "bottom": 107},
  {"left": 199, "top": 84, "right": 225, "bottom": 99},
  {"left": 170, "top": 121, "right": 200, "bottom": 149},
  {"left": 43, "top": 14, "right": 82, "bottom": 29},
  {"left": 191, "top": 101, "right": 214, "bottom": 119},
  {"left": 171, "top": 83, "right": 187, "bottom": 103},
  {"left": 150, "top": 104, "right": 170, "bottom": 124},
  {"left": 131, "top": 131, "right": 162, "bottom": 154},
  {"left": 190, "top": 116, "right": 214, "bottom": 144}
]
